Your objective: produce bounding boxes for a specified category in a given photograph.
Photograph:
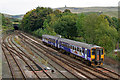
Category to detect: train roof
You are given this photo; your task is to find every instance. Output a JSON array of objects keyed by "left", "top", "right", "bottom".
[
  {"left": 59, "top": 38, "right": 101, "bottom": 49},
  {"left": 42, "top": 35, "right": 59, "bottom": 40},
  {"left": 42, "top": 34, "right": 102, "bottom": 49}
]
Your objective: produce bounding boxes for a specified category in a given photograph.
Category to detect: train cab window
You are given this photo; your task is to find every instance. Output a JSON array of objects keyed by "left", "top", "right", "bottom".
[
  {"left": 96, "top": 49, "right": 99, "bottom": 55},
  {"left": 100, "top": 49, "right": 103, "bottom": 55},
  {"left": 92, "top": 49, "right": 95, "bottom": 55}
]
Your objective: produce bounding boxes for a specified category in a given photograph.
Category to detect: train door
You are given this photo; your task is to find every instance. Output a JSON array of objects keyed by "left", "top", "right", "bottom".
[
  {"left": 56, "top": 40, "right": 58, "bottom": 47},
  {"left": 96, "top": 49, "right": 99, "bottom": 61},
  {"left": 85, "top": 49, "right": 87, "bottom": 60},
  {"left": 95, "top": 49, "right": 101, "bottom": 61}
]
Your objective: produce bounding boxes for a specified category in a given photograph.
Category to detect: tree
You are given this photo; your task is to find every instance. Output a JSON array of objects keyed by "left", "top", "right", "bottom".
[
  {"left": 76, "top": 13, "right": 85, "bottom": 37},
  {"left": 2, "top": 14, "right": 12, "bottom": 27},
  {"left": 54, "top": 9, "right": 62, "bottom": 15},
  {"left": 21, "top": 7, "right": 53, "bottom": 32},
  {"left": 63, "top": 9, "right": 71, "bottom": 13},
  {"left": 76, "top": 14, "right": 118, "bottom": 52},
  {"left": 54, "top": 14, "right": 78, "bottom": 38},
  {"left": 112, "top": 17, "right": 119, "bottom": 31}
]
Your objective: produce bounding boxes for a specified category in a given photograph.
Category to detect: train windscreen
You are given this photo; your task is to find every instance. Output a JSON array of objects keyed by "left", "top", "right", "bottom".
[{"left": 92, "top": 48, "right": 103, "bottom": 61}]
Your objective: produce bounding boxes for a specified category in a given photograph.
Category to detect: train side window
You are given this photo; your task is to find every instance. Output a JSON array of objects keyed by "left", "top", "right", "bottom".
[
  {"left": 70, "top": 45, "right": 72, "bottom": 49},
  {"left": 69, "top": 45, "right": 71, "bottom": 49},
  {"left": 75, "top": 47, "right": 77, "bottom": 51},
  {"left": 72, "top": 46, "right": 73, "bottom": 50},
  {"left": 80, "top": 48, "right": 82, "bottom": 52},
  {"left": 82, "top": 49, "right": 84, "bottom": 53},
  {"left": 73, "top": 46, "right": 75, "bottom": 50},
  {"left": 77, "top": 47, "right": 79, "bottom": 51},
  {"left": 65, "top": 44, "right": 67, "bottom": 48},
  {"left": 67, "top": 44, "right": 69, "bottom": 48},
  {"left": 63, "top": 43, "right": 65, "bottom": 47},
  {"left": 69, "top": 45, "right": 71, "bottom": 48},
  {"left": 65, "top": 44, "right": 67, "bottom": 47},
  {"left": 75, "top": 46, "right": 76, "bottom": 50},
  {"left": 66, "top": 43, "right": 68, "bottom": 48},
  {"left": 61, "top": 42, "right": 63, "bottom": 46}
]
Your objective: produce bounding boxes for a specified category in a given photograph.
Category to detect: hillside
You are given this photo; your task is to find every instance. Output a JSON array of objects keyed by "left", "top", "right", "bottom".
[
  {"left": 54, "top": 7, "right": 118, "bottom": 17},
  {"left": 1, "top": 7, "right": 118, "bottom": 19},
  {"left": 2, "top": 13, "right": 24, "bottom": 20}
]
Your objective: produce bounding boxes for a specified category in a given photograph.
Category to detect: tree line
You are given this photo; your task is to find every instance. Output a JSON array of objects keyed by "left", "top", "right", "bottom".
[
  {"left": 20, "top": 7, "right": 120, "bottom": 53},
  {"left": 1, "top": 14, "right": 14, "bottom": 32}
]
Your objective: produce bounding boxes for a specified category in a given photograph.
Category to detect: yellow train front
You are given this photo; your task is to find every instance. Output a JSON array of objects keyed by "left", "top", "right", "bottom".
[{"left": 90, "top": 47, "right": 104, "bottom": 66}]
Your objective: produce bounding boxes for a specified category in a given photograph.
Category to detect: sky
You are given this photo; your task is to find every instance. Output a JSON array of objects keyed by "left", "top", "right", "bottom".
[{"left": 0, "top": 0, "right": 119, "bottom": 15}]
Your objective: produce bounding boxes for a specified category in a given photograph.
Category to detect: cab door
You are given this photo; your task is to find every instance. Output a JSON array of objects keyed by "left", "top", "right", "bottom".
[{"left": 95, "top": 49, "right": 101, "bottom": 61}]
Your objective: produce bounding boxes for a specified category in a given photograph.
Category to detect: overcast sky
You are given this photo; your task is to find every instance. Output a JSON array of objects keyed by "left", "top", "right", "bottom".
[{"left": 0, "top": 0, "right": 119, "bottom": 15}]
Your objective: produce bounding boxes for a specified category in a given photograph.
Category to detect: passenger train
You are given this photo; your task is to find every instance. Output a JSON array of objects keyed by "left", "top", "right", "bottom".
[{"left": 42, "top": 35, "right": 104, "bottom": 66}]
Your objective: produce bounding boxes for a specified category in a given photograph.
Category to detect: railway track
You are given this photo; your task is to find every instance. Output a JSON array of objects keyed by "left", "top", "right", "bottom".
[
  {"left": 9, "top": 35, "right": 56, "bottom": 79},
  {"left": 18, "top": 36, "right": 77, "bottom": 79},
  {"left": 19, "top": 32, "right": 120, "bottom": 80},
  {"left": 9, "top": 34, "right": 79, "bottom": 79},
  {"left": 18, "top": 33, "right": 83, "bottom": 79},
  {"left": 19, "top": 33, "right": 100, "bottom": 79},
  {"left": 2, "top": 34, "right": 58, "bottom": 79},
  {"left": 2, "top": 37, "right": 26, "bottom": 79},
  {"left": 2, "top": 31, "right": 120, "bottom": 79}
]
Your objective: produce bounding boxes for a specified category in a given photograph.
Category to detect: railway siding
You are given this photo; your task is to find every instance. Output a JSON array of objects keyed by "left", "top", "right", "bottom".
[
  {"left": 2, "top": 31, "right": 120, "bottom": 80},
  {"left": 19, "top": 32, "right": 120, "bottom": 80}
]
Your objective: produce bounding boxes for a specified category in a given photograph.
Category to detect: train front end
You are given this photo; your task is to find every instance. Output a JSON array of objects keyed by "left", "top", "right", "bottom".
[{"left": 91, "top": 47, "right": 104, "bottom": 66}]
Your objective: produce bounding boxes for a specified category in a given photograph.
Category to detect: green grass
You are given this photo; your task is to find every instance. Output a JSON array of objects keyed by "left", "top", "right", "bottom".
[
  {"left": 2, "top": 26, "right": 14, "bottom": 32},
  {"left": 103, "top": 11, "right": 118, "bottom": 18},
  {"left": 106, "top": 52, "right": 120, "bottom": 61},
  {"left": 78, "top": 11, "right": 118, "bottom": 18}
]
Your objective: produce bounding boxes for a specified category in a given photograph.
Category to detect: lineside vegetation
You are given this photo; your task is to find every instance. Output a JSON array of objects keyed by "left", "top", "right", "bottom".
[{"left": 20, "top": 7, "right": 120, "bottom": 60}]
